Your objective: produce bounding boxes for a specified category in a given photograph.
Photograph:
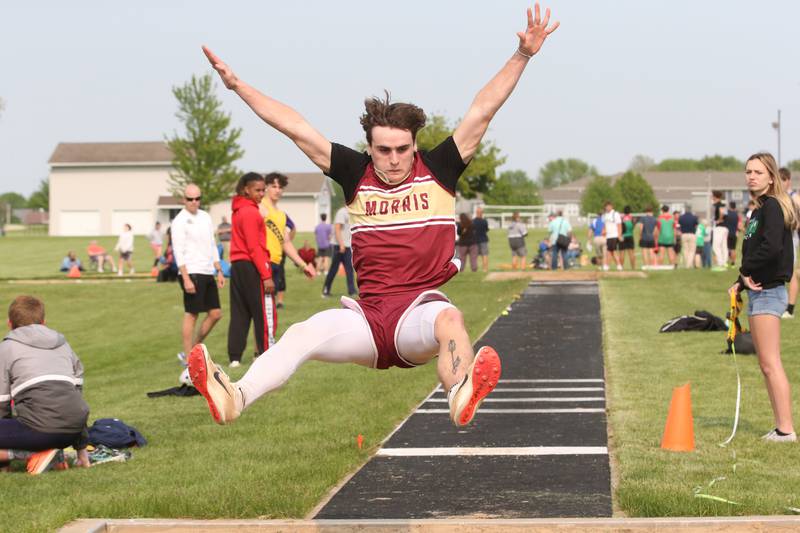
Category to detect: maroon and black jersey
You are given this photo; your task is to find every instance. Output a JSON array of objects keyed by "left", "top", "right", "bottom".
[{"left": 326, "top": 136, "right": 467, "bottom": 299}]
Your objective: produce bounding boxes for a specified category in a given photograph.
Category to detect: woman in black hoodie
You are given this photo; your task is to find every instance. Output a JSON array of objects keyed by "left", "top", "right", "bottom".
[{"left": 730, "top": 152, "right": 800, "bottom": 442}]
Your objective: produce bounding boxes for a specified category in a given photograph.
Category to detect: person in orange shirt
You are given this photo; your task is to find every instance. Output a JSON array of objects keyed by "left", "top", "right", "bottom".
[{"left": 86, "top": 241, "right": 116, "bottom": 273}]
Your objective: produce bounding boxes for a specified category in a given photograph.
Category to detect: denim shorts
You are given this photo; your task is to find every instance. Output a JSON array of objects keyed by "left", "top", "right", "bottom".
[{"left": 747, "top": 285, "right": 788, "bottom": 317}]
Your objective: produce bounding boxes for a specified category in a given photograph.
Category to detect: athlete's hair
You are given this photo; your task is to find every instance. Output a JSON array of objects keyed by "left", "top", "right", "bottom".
[
  {"left": 661, "top": 205, "right": 669, "bottom": 213},
  {"left": 623, "top": 205, "right": 631, "bottom": 215},
  {"left": 458, "top": 212, "right": 472, "bottom": 232},
  {"left": 747, "top": 152, "right": 799, "bottom": 230},
  {"left": 360, "top": 91, "right": 426, "bottom": 144},
  {"left": 712, "top": 190, "right": 723, "bottom": 200},
  {"left": 236, "top": 172, "right": 265, "bottom": 196},
  {"left": 320, "top": 213, "right": 327, "bottom": 222},
  {"left": 8, "top": 295, "right": 45, "bottom": 329},
  {"left": 264, "top": 172, "right": 289, "bottom": 188},
  {"left": 780, "top": 167, "right": 791, "bottom": 181}
]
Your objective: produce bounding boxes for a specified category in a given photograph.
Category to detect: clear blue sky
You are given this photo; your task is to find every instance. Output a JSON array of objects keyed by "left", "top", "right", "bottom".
[{"left": 1, "top": 0, "right": 798, "bottom": 196}]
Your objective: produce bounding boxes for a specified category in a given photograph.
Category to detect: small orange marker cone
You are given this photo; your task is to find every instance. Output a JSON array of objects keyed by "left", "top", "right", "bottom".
[
  {"left": 661, "top": 382, "right": 695, "bottom": 452},
  {"left": 67, "top": 265, "right": 81, "bottom": 278},
  {"left": 357, "top": 434, "right": 363, "bottom": 450},
  {"left": 338, "top": 264, "right": 345, "bottom": 276},
  {"left": 150, "top": 266, "right": 159, "bottom": 277}
]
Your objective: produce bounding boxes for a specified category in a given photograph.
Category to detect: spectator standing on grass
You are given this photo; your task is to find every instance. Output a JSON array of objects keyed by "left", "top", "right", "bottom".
[
  {"left": 114, "top": 224, "right": 135, "bottom": 276},
  {"left": 654, "top": 205, "right": 676, "bottom": 267},
  {"left": 190, "top": 5, "right": 558, "bottom": 429},
  {"left": 314, "top": 213, "right": 332, "bottom": 276},
  {"left": 322, "top": 206, "right": 356, "bottom": 297},
  {"left": 636, "top": 205, "right": 657, "bottom": 268},
  {"left": 507, "top": 211, "right": 528, "bottom": 270},
  {"left": 729, "top": 152, "right": 799, "bottom": 442},
  {"left": 59, "top": 251, "right": 83, "bottom": 273},
  {"left": 619, "top": 206, "right": 635, "bottom": 270},
  {"left": 588, "top": 210, "right": 605, "bottom": 268},
  {"left": 724, "top": 201, "right": 741, "bottom": 267},
  {"left": 0, "top": 296, "right": 90, "bottom": 474},
  {"left": 456, "top": 213, "right": 479, "bottom": 272},
  {"left": 694, "top": 218, "right": 708, "bottom": 268},
  {"left": 147, "top": 222, "right": 163, "bottom": 268},
  {"left": 548, "top": 210, "right": 571, "bottom": 270},
  {"left": 171, "top": 184, "right": 226, "bottom": 364},
  {"left": 473, "top": 206, "right": 490, "bottom": 273},
  {"left": 711, "top": 190, "right": 728, "bottom": 270},
  {"left": 678, "top": 206, "right": 698, "bottom": 268},
  {"left": 601, "top": 201, "right": 622, "bottom": 271},
  {"left": 780, "top": 168, "right": 800, "bottom": 319},
  {"left": 261, "top": 173, "right": 315, "bottom": 310},
  {"left": 228, "top": 173, "right": 273, "bottom": 367}
]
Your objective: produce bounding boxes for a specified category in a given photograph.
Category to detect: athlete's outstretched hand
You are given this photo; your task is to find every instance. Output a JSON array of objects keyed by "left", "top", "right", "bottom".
[
  {"left": 202, "top": 46, "right": 240, "bottom": 90},
  {"left": 517, "top": 3, "right": 560, "bottom": 57}
]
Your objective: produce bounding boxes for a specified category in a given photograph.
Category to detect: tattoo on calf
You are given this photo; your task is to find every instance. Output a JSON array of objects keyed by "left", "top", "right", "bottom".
[{"left": 448, "top": 339, "right": 461, "bottom": 375}]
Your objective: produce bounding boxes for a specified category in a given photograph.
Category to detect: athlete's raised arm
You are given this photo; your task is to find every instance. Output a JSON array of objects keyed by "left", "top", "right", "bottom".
[
  {"left": 202, "top": 46, "right": 332, "bottom": 173},
  {"left": 453, "top": 3, "right": 559, "bottom": 163}
]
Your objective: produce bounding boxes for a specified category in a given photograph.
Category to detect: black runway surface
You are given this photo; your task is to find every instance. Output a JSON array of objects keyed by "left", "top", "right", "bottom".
[{"left": 316, "top": 282, "right": 612, "bottom": 519}]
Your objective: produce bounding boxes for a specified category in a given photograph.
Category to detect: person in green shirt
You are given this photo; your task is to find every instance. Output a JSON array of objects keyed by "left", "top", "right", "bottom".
[
  {"left": 694, "top": 220, "right": 706, "bottom": 268},
  {"left": 654, "top": 205, "right": 677, "bottom": 266},
  {"left": 619, "top": 205, "right": 636, "bottom": 269}
]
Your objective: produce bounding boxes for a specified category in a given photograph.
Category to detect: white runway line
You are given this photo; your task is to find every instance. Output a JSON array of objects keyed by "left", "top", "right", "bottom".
[
  {"left": 424, "top": 397, "right": 606, "bottom": 403},
  {"left": 488, "top": 387, "right": 605, "bottom": 392},
  {"left": 500, "top": 379, "right": 605, "bottom": 383},
  {"left": 377, "top": 446, "right": 608, "bottom": 457},
  {"left": 416, "top": 408, "right": 606, "bottom": 414}
]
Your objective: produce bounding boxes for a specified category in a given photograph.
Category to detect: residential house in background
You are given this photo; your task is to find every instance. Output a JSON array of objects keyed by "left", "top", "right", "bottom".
[{"left": 48, "top": 141, "right": 331, "bottom": 236}]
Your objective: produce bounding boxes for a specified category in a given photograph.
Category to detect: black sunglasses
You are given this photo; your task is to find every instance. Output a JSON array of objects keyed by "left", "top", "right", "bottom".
[{"left": 185, "top": 196, "right": 202, "bottom": 202}]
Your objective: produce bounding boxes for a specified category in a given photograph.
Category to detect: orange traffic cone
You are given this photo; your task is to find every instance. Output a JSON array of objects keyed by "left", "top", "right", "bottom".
[
  {"left": 150, "top": 266, "right": 159, "bottom": 277},
  {"left": 67, "top": 265, "right": 81, "bottom": 278},
  {"left": 338, "top": 264, "right": 345, "bottom": 276},
  {"left": 661, "top": 382, "right": 695, "bottom": 452}
]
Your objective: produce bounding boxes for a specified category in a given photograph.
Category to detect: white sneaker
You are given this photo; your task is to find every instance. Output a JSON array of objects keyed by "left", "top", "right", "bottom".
[
  {"left": 602, "top": 265, "right": 609, "bottom": 271},
  {"left": 187, "top": 344, "right": 242, "bottom": 424},
  {"left": 130, "top": 268, "right": 135, "bottom": 275},
  {"left": 616, "top": 265, "right": 623, "bottom": 271},
  {"left": 448, "top": 346, "right": 502, "bottom": 426},
  {"left": 761, "top": 429, "right": 797, "bottom": 442},
  {"left": 177, "top": 352, "right": 187, "bottom": 367},
  {"left": 782, "top": 311, "right": 795, "bottom": 320},
  {"left": 229, "top": 360, "right": 241, "bottom": 368}
]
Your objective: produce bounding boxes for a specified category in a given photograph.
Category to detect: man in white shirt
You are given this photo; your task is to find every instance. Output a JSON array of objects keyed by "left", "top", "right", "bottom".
[
  {"left": 171, "top": 184, "right": 226, "bottom": 359},
  {"left": 321, "top": 206, "right": 356, "bottom": 297},
  {"left": 601, "top": 201, "right": 623, "bottom": 271}
]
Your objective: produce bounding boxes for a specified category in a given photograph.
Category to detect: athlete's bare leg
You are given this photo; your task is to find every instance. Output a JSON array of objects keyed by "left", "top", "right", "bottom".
[
  {"left": 182, "top": 313, "right": 199, "bottom": 355},
  {"left": 194, "top": 308, "right": 222, "bottom": 346},
  {"left": 434, "top": 307, "right": 475, "bottom": 390}
]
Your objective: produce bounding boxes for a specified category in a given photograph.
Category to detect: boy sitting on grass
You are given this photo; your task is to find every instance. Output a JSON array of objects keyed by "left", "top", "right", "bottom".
[{"left": 0, "top": 295, "right": 90, "bottom": 474}]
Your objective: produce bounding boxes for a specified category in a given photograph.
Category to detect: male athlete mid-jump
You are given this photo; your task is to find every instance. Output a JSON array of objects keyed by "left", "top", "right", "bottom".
[{"left": 189, "top": 4, "right": 559, "bottom": 427}]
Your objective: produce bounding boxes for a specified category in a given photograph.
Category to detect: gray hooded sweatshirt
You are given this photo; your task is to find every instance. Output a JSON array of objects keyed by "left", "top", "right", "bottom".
[{"left": 0, "top": 324, "right": 89, "bottom": 444}]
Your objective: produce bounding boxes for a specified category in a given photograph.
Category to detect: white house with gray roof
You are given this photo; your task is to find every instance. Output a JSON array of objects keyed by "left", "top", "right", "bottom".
[{"left": 48, "top": 141, "right": 332, "bottom": 236}]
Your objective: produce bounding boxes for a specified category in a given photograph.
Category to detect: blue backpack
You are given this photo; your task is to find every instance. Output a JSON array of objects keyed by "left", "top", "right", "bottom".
[{"left": 88, "top": 418, "right": 147, "bottom": 448}]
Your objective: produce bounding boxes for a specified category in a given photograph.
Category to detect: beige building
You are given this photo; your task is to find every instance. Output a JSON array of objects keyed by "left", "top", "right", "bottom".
[{"left": 48, "top": 141, "right": 331, "bottom": 236}]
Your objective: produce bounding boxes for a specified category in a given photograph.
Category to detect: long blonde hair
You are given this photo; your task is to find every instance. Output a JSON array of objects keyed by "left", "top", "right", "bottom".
[{"left": 747, "top": 152, "right": 800, "bottom": 230}]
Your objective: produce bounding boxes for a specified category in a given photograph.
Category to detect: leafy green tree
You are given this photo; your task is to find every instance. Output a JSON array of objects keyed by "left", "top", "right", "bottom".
[
  {"left": 483, "top": 169, "right": 541, "bottom": 205},
  {"left": 656, "top": 155, "right": 743, "bottom": 172},
  {"left": 166, "top": 74, "right": 244, "bottom": 206},
  {"left": 538, "top": 158, "right": 597, "bottom": 189},
  {"left": 787, "top": 159, "right": 800, "bottom": 172},
  {"left": 415, "top": 115, "right": 506, "bottom": 199},
  {"left": 628, "top": 154, "right": 655, "bottom": 173},
  {"left": 614, "top": 171, "right": 658, "bottom": 212},
  {"left": 27, "top": 179, "right": 49, "bottom": 210},
  {"left": 0, "top": 192, "right": 27, "bottom": 209},
  {"left": 580, "top": 176, "right": 621, "bottom": 216}
]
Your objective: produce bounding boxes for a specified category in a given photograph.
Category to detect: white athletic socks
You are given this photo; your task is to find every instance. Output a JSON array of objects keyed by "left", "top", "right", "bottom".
[{"left": 447, "top": 377, "right": 467, "bottom": 407}]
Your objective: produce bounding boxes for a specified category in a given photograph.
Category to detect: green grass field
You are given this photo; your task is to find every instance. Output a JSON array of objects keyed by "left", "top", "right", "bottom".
[{"left": 3, "top": 232, "right": 798, "bottom": 531}]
